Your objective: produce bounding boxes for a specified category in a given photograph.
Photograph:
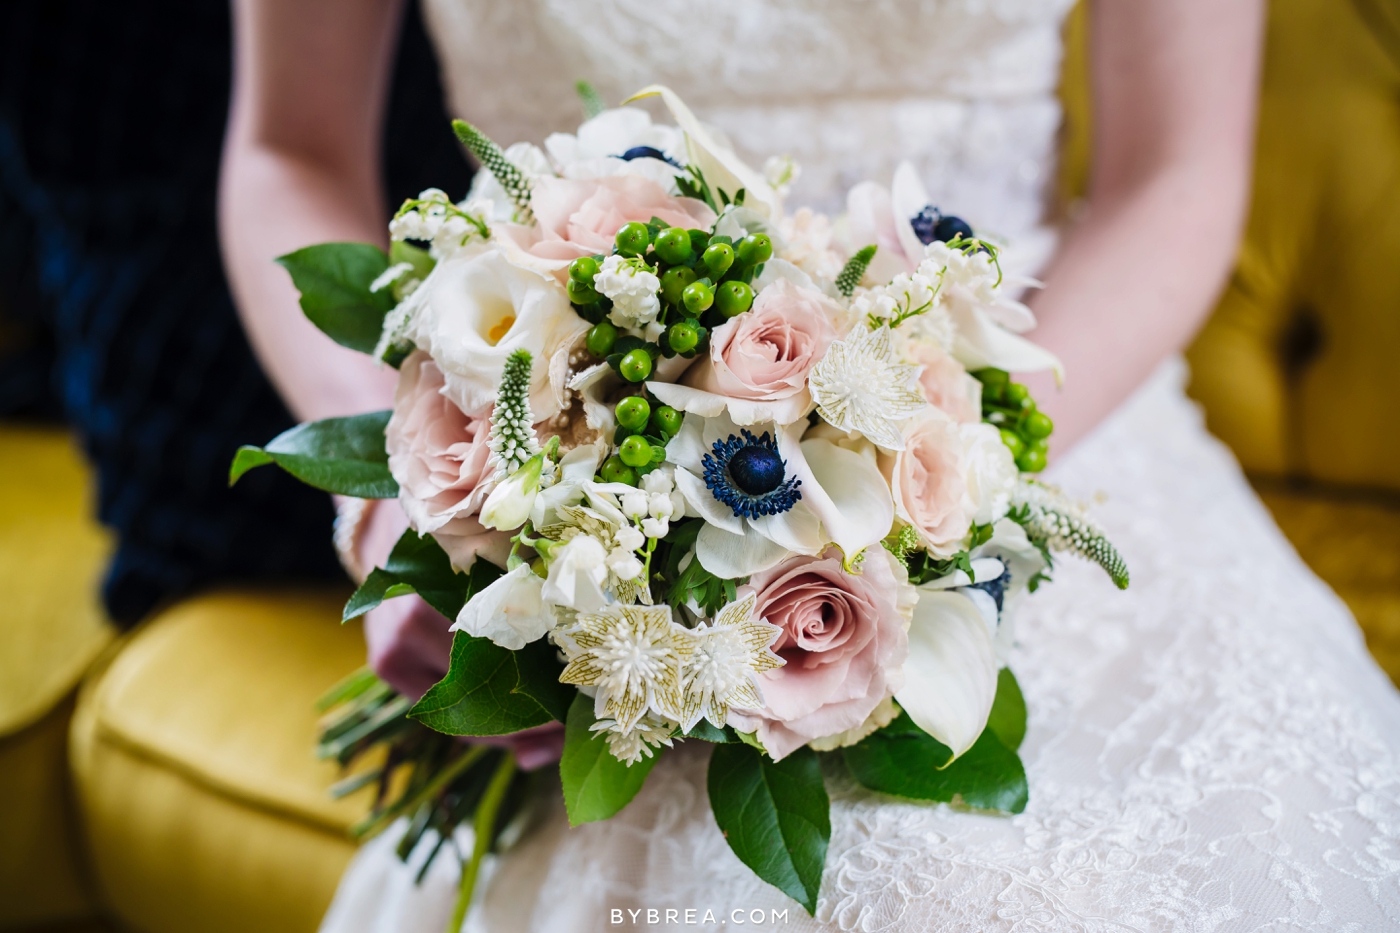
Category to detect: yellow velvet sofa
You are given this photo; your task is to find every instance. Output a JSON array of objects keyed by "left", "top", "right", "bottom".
[{"left": 2, "top": 0, "right": 1397, "bottom": 930}]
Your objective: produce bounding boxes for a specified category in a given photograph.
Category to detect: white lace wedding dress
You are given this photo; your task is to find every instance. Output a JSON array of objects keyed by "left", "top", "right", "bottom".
[{"left": 320, "top": 2, "right": 1400, "bottom": 930}]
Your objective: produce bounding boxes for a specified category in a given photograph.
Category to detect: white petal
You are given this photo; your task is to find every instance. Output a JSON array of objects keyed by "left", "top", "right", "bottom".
[
  {"left": 786, "top": 434, "right": 894, "bottom": 560},
  {"left": 696, "top": 522, "right": 791, "bottom": 578},
  {"left": 647, "top": 381, "right": 810, "bottom": 427},
  {"left": 890, "top": 162, "right": 931, "bottom": 267},
  {"left": 949, "top": 301, "right": 1064, "bottom": 382},
  {"left": 663, "top": 409, "right": 707, "bottom": 473},
  {"left": 895, "top": 589, "right": 998, "bottom": 758},
  {"left": 452, "top": 565, "right": 548, "bottom": 650},
  {"left": 674, "top": 467, "right": 744, "bottom": 535},
  {"left": 750, "top": 501, "right": 824, "bottom": 555},
  {"left": 752, "top": 258, "right": 817, "bottom": 294}
]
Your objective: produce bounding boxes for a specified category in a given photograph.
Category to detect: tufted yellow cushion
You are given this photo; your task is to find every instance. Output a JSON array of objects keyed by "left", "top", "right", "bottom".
[
  {"left": 0, "top": 426, "right": 115, "bottom": 927},
  {"left": 70, "top": 589, "right": 372, "bottom": 933}
]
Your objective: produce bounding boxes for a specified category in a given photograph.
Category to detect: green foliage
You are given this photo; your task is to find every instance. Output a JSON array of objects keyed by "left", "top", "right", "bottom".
[
  {"left": 276, "top": 242, "right": 395, "bottom": 353},
  {"left": 681, "top": 720, "right": 738, "bottom": 743},
  {"left": 986, "top": 667, "right": 1027, "bottom": 752},
  {"left": 409, "top": 632, "right": 556, "bottom": 736},
  {"left": 512, "top": 637, "right": 575, "bottom": 723},
  {"left": 575, "top": 79, "right": 606, "bottom": 120},
  {"left": 707, "top": 743, "right": 830, "bottom": 915},
  {"left": 836, "top": 244, "right": 878, "bottom": 297},
  {"left": 229, "top": 411, "right": 396, "bottom": 498},
  {"left": 658, "top": 519, "right": 740, "bottom": 615},
  {"left": 842, "top": 711, "right": 1028, "bottom": 814},
  {"left": 344, "top": 533, "right": 500, "bottom": 622},
  {"left": 560, "top": 693, "right": 663, "bottom": 825},
  {"left": 389, "top": 239, "right": 435, "bottom": 282}
]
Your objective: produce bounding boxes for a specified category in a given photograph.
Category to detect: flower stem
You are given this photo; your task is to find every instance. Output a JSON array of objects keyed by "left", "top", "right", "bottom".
[{"left": 445, "top": 750, "right": 516, "bottom": 933}]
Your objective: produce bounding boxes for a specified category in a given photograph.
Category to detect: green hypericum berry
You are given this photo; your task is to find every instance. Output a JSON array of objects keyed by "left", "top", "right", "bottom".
[
  {"left": 999, "top": 428, "right": 1025, "bottom": 460},
  {"left": 569, "top": 256, "right": 600, "bottom": 284},
  {"left": 736, "top": 233, "right": 773, "bottom": 267},
  {"left": 619, "top": 435, "right": 653, "bottom": 468},
  {"left": 653, "top": 227, "right": 693, "bottom": 265},
  {"left": 615, "top": 221, "right": 651, "bottom": 256},
  {"left": 1016, "top": 446, "right": 1048, "bottom": 473},
  {"left": 615, "top": 395, "right": 651, "bottom": 432},
  {"left": 715, "top": 280, "right": 754, "bottom": 318},
  {"left": 585, "top": 321, "right": 617, "bottom": 357},
  {"left": 975, "top": 368, "right": 1009, "bottom": 388},
  {"left": 1004, "top": 383, "right": 1030, "bottom": 407},
  {"left": 682, "top": 281, "right": 715, "bottom": 314},
  {"left": 567, "top": 279, "right": 600, "bottom": 305},
  {"left": 650, "top": 405, "right": 683, "bottom": 438},
  {"left": 1024, "top": 410, "right": 1054, "bottom": 439},
  {"left": 1026, "top": 436, "right": 1049, "bottom": 456},
  {"left": 660, "top": 266, "right": 697, "bottom": 305},
  {"left": 667, "top": 320, "right": 700, "bottom": 354},
  {"left": 702, "top": 242, "right": 735, "bottom": 278},
  {"left": 618, "top": 348, "right": 653, "bottom": 382},
  {"left": 600, "top": 455, "right": 637, "bottom": 485}
]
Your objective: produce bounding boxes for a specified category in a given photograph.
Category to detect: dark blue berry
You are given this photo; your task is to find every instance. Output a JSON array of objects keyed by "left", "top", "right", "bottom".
[
  {"left": 933, "top": 214, "right": 974, "bottom": 243},
  {"left": 728, "top": 445, "right": 786, "bottom": 496},
  {"left": 618, "top": 146, "right": 681, "bottom": 168},
  {"left": 911, "top": 205, "right": 940, "bottom": 245}
]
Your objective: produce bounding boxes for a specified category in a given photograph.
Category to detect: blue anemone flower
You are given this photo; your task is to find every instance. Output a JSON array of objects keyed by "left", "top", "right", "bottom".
[{"left": 701, "top": 430, "right": 802, "bottom": 520}]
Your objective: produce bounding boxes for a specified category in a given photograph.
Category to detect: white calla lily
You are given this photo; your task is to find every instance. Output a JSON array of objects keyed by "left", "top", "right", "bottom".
[
  {"left": 451, "top": 564, "right": 548, "bottom": 650},
  {"left": 895, "top": 588, "right": 999, "bottom": 759},
  {"left": 947, "top": 295, "right": 1064, "bottom": 383}
]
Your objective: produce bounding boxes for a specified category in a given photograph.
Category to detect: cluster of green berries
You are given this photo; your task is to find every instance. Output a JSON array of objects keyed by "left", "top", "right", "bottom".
[
  {"left": 974, "top": 368, "right": 1053, "bottom": 472},
  {"left": 570, "top": 220, "right": 773, "bottom": 384},
  {"left": 597, "top": 392, "right": 685, "bottom": 487}
]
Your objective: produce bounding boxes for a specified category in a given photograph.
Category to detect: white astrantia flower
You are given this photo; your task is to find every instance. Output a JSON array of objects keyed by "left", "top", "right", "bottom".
[
  {"left": 675, "top": 593, "right": 784, "bottom": 731},
  {"left": 594, "top": 254, "right": 662, "bottom": 336},
  {"left": 808, "top": 325, "right": 929, "bottom": 451},
  {"left": 557, "top": 604, "right": 691, "bottom": 732},
  {"left": 590, "top": 711, "right": 677, "bottom": 766},
  {"left": 451, "top": 564, "right": 548, "bottom": 650},
  {"left": 666, "top": 409, "right": 893, "bottom": 579}
]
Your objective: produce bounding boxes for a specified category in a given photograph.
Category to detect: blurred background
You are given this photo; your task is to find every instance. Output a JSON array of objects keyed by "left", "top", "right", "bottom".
[{"left": 0, "top": 0, "right": 1396, "bottom": 930}]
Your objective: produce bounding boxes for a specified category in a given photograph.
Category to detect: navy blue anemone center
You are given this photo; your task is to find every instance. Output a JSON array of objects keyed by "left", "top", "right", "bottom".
[
  {"left": 910, "top": 205, "right": 974, "bottom": 246},
  {"left": 702, "top": 430, "right": 802, "bottom": 520},
  {"left": 618, "top": 145, "right": 683, "bottom": 169}
]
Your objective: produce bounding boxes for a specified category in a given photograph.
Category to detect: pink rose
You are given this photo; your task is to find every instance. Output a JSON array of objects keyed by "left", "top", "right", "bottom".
[
  {"left": 888, "top": 414, "right": 972, "bottom": 557},
  {"left": 907, "top": 341, "right": 982, "bottom": 424},
  {"left": 502, "top": 175, "right": 715, "bottom": 270},
  {"left": 729, "top": 549, "right": 909, "bottom": 760},
  {"left": 386, "top": 351, "right": 510, "bottom": 570},
  {"left": 688, "top": 278, "right": 837, "bottom": 406}
]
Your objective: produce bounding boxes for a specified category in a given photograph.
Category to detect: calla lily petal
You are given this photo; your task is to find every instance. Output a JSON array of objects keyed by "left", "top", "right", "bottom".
[
  {"left": 784, "top": 433, "right": 895, "bottom": 561},
  {"left": 890, "top": 161, "right": 931, "bottom": 266},
  {"left": 696, "top": 522, "right": 791, "bottom": 578},
  {"left": 949, "top": 300, "right": 1065, "bottom": 383},
  {"left": 895, "top": 589, "right": 999, "bottom": 758}
]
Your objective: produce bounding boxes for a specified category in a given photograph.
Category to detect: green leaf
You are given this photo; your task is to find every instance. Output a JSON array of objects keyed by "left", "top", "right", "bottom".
[
  {"left": 231, "top": 411, "right": 397, "bottom": 498},
  {"left": 682, "top": 720, "right": 736, "bottom": 743},
  {"left": 408, "top": 632, "right": 553, "bottom": 736},
  {"left": 986, "top": 668, "right": 1027, "bottom": 752},
  {"left": 343, "top": 530, "right": 492, "bottom": 622},
  {"left": 277, "top": 242, "right": 395, "bottom": 353},
  {"left": 843, "top": 713, "right": 1028, "bottom": 814},
  {"left": 707, "top": 744, "right": 830, "bottom": 915},
  {"left": 560, "top": 693, "right": 662, "bottom": 825},
  {"left": 389, "top": 239, "right": 436, "bottom": 280},
  {"left": 512, "top": 637, "right": 575, "bottom": 723}
]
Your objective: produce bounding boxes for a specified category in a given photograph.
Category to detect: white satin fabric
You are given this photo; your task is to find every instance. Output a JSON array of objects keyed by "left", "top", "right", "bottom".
[{"left": 320, "top": 2, "right": 1400, "bottom": 930}]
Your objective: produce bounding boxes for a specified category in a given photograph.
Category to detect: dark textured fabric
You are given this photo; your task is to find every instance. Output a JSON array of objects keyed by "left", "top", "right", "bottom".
[{"left": 0, "top": 0, "right": 472, "bottom": 626}]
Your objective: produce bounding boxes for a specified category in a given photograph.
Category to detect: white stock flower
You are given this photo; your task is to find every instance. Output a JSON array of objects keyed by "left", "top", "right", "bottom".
[
  {"left": 451, "top": 564, "right": 548, "bottom": 650},
  {"left": 808, "top": 325, "right": 929, "bottom": 451},
  {"left": 400, "top": 247, "right": 589, "bottom": 420},
  {"left": 594, "top": 254, "right": 662, "bottom": 336},
  {"left": 542, "top": 534, "right": 609, "bottom": 613}
]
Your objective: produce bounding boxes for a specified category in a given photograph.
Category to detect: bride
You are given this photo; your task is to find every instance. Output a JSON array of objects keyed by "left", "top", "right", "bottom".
[{"left": 220, "top": 1, "right": 1400, "bottom": 930}]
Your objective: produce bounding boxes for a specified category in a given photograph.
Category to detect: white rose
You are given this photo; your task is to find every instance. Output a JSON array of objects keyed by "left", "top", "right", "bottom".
[
  {"left": 403, "top": 246, "right": 588, "bottom": 420},
  {"left": 960, "top": 422, "right": 1018, "bottom": 525},
  {"left": 451, "top": 564, "right": 548, "bottom": 650}
]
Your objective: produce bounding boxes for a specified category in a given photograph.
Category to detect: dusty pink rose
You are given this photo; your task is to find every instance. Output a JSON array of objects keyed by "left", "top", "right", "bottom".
[
  {"left": 503, "top": 175, "right": 715, "bottom": 269},
  {"left": 907, "top": 341, "right": 982, "bottom": 424},
  {"left": 888, "top": 414, "right": 972, "bottom": 557},
  {"left": 729, "top": 549, "right": 909, "bottom": 760},
  {"left": 386, "top": 351, "right": 510, "bottom": 570},
  {"left": 688, "top": 278, "right": 837, "bottom": 404}
]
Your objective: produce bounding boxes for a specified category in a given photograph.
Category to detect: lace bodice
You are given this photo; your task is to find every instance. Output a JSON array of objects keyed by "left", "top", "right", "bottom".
[{"left": 423, "top": 0, "right": 1073, "bottom": 246}]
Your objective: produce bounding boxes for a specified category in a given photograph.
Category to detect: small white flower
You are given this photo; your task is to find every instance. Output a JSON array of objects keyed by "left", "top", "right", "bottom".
[
  {"left": 595, "top": 255, "right": 662, "bottom": 334},
  {"left": 808, "top": 325, "right": 928, "bottom": 450},
  {"left": 541, "top": 534, "right": 609, "bottom": 613},
  {"left": 675, "top": 593, "right": 784, "bottom": 731},
  {"left": 614, "top": 524, "right": 645, "bottom": 553},
  {"left": 590, "top": 711, "right": 677, "bottom": 766},
  {"left": 558, "top": 604, "right": 691, "bottom": 731},
  {"left": 606, "top": 547, "right": 644, "bottom": 581},
  {"left": 763, "top": 154, "right": 801, "bottom": 197},
  {"left": 479, "top": 454, "right": 544, "bottom": 531},
  {"left": 621, "top": 488, "right": 650, "bottom": 519}
]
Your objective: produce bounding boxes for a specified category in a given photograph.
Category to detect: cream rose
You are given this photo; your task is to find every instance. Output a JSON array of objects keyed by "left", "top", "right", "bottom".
[
  {"left": 402, "top": 246, "right": 588, "bottom": 420},
  {"left": 729, "top": 548, "right": 911, "bottom": 760},
  {"left": 906, "top": 340, "right": 982, "bottom": 424},
  {"left": 889, "top": 413, "right": 974, "bottom": 557},
  {"left": 386, "top": 351, "right": 512, "bottom": 570}
]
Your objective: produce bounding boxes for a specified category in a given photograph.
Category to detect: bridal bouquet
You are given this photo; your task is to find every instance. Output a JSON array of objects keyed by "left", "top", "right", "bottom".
[{"left": 232, "top": 83, "right": 1128, "bottom": 921}]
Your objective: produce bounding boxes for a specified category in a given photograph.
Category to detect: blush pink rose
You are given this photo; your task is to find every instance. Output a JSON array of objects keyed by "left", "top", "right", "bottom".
[
  {"left": 503, "top": 175, "right": 715, "bottom": 269},
  {"left": 907, "top": 341, "right": 982, "bottom": 424},
  {"left": 688, "top": 278, "right": 837, "bottom": 404},
  {"left": 386, "top": 350, "right": 511, "bottom": 570},
  {"left": 889, "top": 414, "right": 972, "bottom": 557},
  {"left": 729, "top": 549, "right": 909, "bottom": 760}
]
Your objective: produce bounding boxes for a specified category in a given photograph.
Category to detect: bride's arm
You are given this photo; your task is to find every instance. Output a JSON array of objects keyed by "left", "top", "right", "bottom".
[
  {"left": 219, "top": 0, "right": 403, "bottom": 422},
  {"left": 1025, "top": 0, "right": 1265, "bottom": 452}
]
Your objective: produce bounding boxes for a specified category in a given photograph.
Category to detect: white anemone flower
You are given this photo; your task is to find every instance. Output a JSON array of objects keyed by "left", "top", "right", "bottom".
[
  {"left": 666, "top": 410, "right": 893, "bottom": 579},
  {"left": 544, "top": 107, "right": 686, "bottom": 189},
  {"left": 451, "top": 564, "right": 548, "bottom": 650}
]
